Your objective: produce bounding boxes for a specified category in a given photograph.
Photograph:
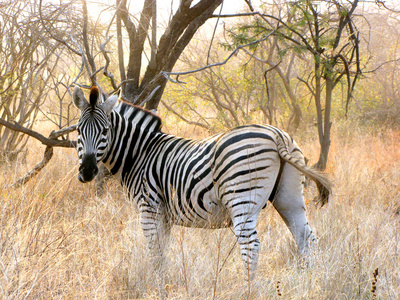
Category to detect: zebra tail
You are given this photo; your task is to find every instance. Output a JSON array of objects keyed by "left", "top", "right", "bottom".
[{"left": 275, "top": 135, "right": 332, "bottom": 208}]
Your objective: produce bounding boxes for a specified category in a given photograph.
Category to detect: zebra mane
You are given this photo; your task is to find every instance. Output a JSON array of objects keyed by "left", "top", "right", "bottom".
[{"left": 115, "top": 100, "right": 163, "bottom": 132}]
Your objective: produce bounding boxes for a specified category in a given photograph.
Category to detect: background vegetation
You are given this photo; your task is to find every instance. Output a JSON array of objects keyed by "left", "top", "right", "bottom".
[{"left": 0, "top": 0, "right": 400, "bottom": 298}]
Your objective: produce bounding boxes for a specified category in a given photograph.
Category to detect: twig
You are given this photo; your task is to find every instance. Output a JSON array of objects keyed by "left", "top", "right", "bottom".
[
  {"left": 244, "top": 0, "right": 254, "bottom": 12},
  {"left": 297, "top": 76, "right": 316, "bottom": 98},
  {"left": 90, "top": 67, "right": 105, "bottom": 85},
  {"left": 100, "top": 36, "right": 118, "bottom": 90},
  {"left": 375, "top": 0, "right": 400, "bottom": 12},
  {"left": 12, "top": 146, "right": 54, "bottom": 187},
  {"left": 207, "top": 1, "right": 223, "bottom": 65},
  {"left": 111, "top": 79, "right": 136, "bottom": 94},
  {"left": 69, "top": 34, "right": 89, "bottom": 85},
  {"left": 138, "top": 85, "right": 161, "bottom": 107},
  {"left": 161, "top": 28, "right": 278, "bottom": 83},
  {"left": 364, "top": 57, "right": 400, "bottom": 74},
  {"left": 49, "top": 124, "right": 78, "bottom": 140},
  {"left": 38, "top": 0, "right": 82, "bottom": 56},
  {"left": 161, "top": 100, "right": 209, "bottom": 130}
]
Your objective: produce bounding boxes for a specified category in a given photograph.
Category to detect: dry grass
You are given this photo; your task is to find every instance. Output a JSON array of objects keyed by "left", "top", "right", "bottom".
[{"left": 0, "top": 122, "right": 399, "bottom": 299}]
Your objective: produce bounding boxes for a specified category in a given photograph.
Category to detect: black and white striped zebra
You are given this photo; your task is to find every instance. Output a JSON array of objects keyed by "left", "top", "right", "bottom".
[{"left": 73, "top": 86, "right": 331, "bottom": 279}]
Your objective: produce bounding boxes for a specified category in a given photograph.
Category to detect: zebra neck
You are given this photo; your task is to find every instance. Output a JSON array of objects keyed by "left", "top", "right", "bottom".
[{"left": 101, "top": 106, "right": 164, "bottom": 185}]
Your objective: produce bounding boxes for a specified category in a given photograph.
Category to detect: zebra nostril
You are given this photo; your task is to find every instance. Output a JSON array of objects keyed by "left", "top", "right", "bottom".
[
  {"left": 79, "top": 154, "right": 98, "bottom": 182},
  {"left": 78, "top": 174, "right": 85, "bottom": 183}
]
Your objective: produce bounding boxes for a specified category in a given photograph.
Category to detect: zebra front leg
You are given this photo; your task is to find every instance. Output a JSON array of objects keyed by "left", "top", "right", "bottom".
[
  {"left": 139, "top": 208, "right": 171, "bottom": 270},
  {"left": 231, "top": 212, "right": 261, "bottom": 281},
  {"left": 139, "top": 207, "right": 171, "bottom": 298}
]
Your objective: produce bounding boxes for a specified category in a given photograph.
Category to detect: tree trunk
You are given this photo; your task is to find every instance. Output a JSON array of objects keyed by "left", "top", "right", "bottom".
[{"left": 315, "top": 74, "right": 333, "bottom": 170}]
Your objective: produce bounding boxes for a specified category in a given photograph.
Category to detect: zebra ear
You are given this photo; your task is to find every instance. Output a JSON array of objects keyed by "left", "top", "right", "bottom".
[
  {"left": 73, "top": 86, "right": 88, "bottom": 111},
  {"left": 100, "top": 94, "right": 118, "bottom": 115}
]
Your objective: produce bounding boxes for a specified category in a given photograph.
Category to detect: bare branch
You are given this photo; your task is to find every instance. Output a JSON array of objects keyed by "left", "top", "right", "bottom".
[
  {"left": 161, "top": 28, "right": 278, "bottom": 83},
  {"left": 207, "top": 2, "right": 224, "bottom": 65},
  {"left": 38, "top": 0, "right": 82, "bottom": 56},
  {"left": 12, "top": 146, "right": 54, "bottom": 187},
  {"left": 161, "top": 100, "right": 209, "bottom": 130},
  {"left": 375, "top": 0, "right": 400, "bottom": 12},
  {"left": 240, "top": 47, "right": 268, "bottom": 63},
  {"left": 48, "top": 124, "right": 78, "bottom": 140},
  {"left": 364, "top": 58, "right": 400, "bottom": 74},
  {"left": 100, "top": 36, "right": 118, "bottom": 90},
  {"left": 138, "top": 85, "right": 161, "bottom": 107},
  {"left": 0, "top": 118, "right": 76, "bottom": 148},
  {"left": 297, "top": 76, "right": 316, "bottom": 98},
  {"left": 149, "top": 0, "right": 157, "bottom": 70},
  {"left": 244, "top": 0, "right": 254, "bottom": 12},
  {"left": 81, "top": 0, "right": 96, "bottom": 84},
  {"left": 69, "top": 34, "right": 88, "bottom": 85},
  {"left": 116, "top": 9, "right": 126, "bottom": 93}
]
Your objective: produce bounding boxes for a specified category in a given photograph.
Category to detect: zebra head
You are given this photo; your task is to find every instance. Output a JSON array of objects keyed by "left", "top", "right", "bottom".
[{"left": 73, "top": 86, "right": 118, "bottom": 183}]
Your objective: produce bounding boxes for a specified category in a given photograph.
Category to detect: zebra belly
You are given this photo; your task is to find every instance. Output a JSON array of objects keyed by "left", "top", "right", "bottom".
[{"left": 170, "top": 185, "right": 233, "bottom": 229}]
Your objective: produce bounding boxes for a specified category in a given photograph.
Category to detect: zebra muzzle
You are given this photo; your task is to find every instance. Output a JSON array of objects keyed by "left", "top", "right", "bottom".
[{"left": 78, "top": 154, "right": 99, "bottom": 183}]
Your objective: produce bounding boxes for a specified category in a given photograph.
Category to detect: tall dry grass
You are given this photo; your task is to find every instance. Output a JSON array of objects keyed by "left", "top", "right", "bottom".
[{"left": 0, "top": 121, "right": 399, "bottom": 299}]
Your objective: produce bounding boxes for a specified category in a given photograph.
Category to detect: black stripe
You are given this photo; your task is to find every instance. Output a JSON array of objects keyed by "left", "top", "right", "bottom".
[
  {"left": 268, "top": 159, "right": 285, "bottom": 202},
  {"left": 221, "top": 186, "right": 263, "bottom": 199},
  {"left": 215, "top": 132, "right": 274, "bottom": 160},
  {"left": 229, "top": 200, "right": 258, "bottom": 208},
  {"left": 214, "top": 148, "right": 276, "bottom": 182},
  {"left": 219, "top": 165, "right": 271, "bottom": 187}
]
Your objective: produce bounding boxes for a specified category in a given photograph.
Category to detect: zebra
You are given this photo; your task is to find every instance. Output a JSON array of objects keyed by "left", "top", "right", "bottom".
[{"left": 73, "top": 86, "right": 331, "bottom": 280}]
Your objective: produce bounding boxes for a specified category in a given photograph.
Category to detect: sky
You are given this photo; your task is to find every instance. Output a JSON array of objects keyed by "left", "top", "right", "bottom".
[{"left": 87, "top": 0, "right": 255, "bottom": 23}]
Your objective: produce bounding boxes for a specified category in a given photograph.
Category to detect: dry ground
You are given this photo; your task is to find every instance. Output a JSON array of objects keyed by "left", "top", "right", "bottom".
[{"left": 0, "top": 121, "right": 399, "bottom": 299}]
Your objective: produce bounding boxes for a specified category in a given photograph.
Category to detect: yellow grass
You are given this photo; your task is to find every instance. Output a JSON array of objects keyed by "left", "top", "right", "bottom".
[{"left": 0, "top": 122, "right": 399, "bottom": 299}]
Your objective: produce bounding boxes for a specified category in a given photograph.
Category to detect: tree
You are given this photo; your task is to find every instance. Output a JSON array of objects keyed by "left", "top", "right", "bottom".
[
  {"left": 0, "top": 0, "right": 72, "bottom": 161},
  {"left": 217, "top": 0, "right": 362, "bottom": 170},
  {"left": 223, "top": 9, "right": 306, "bottom": 133},
  {"left": 85, "top": 0, "right": 224, "bottom": 110}
]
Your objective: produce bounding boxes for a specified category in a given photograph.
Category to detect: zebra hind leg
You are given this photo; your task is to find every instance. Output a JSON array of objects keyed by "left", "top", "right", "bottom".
[
  {"left": 231, "top": 212, "right": 261, "bottom": 281},
  {"left": 272, "top": 163, "right": 317, "bottom": 262}
]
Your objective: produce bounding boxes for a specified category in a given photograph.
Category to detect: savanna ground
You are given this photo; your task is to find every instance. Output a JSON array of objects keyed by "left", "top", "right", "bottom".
[{"left": 0, "top": 120, "right": 399, "bottom": 299}]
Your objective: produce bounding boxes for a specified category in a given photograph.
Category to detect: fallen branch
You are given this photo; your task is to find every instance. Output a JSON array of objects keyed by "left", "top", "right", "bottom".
[
  {"left": 0, "top": 117, "right": 77, "bottom": 186},
  {"left": 0, "top": 118, "right": 76, "bottom": 148},
  {"left": 12, "top": 146, "right": 54, "bottom": 187}
]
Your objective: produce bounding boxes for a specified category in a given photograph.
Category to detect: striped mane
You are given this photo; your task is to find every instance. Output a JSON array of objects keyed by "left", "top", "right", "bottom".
[{"left": 115, "top": 100, "right": 162, "bottom": 132}]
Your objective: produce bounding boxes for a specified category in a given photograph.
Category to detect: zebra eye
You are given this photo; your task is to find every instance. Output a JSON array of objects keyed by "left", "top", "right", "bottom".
[{"left": 102, "top": 128, "right": 108, "bottom": 136}]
